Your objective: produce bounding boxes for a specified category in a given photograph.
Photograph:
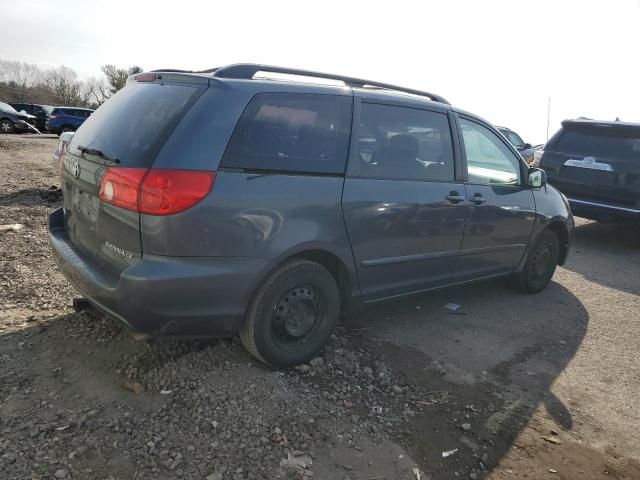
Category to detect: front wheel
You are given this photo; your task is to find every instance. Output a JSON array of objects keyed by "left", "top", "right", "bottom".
[
  {"left": 0, "top": 119, "right": 15, "bottom": 134},
  {"left": 240, "top": 259, "right": 340, "bottom": 367},
  {"left": 515, "top": 229, "right": 559, "bottom": 293}
]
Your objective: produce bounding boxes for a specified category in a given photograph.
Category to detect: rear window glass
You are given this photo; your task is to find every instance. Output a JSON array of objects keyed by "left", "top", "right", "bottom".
[
  {"left": 68, "top": 83, "right": 203, "bottom": 167},
  {"left": 221, "top": 93, "right": 352, "bottom": 175},
  {"left": 555, "top": 129, "right": 640, "bottom": 161}
]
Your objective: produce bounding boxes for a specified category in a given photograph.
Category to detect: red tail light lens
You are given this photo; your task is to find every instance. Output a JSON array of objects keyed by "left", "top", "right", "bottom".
[
  {"left": 99, "top": 167, "right": 147, "bottom": 211},
  {"left": 139, "top": 170, "right": 215, "bottom": 215},
  {"left": 99, "top": 167, "right": 215, "bottom": 215}
]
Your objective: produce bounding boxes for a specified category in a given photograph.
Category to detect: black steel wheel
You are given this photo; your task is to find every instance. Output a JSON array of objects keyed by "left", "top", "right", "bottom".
[
  {"left": 240, "top": 259, "right": 340, "bottom": 367},
  {"left": 516, "top": 229, "right": 560, "bottom": 293}
]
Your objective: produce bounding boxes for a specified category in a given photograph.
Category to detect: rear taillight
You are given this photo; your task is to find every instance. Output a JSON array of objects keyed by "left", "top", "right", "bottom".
[
  {"left": 99, "top": 168, "right": 215, "bottom": 215},
  {"left": 532, "top": 150, "right": 544, "bottom": 168},
  {"left": 99, "top": 167, "right": 147, "bottom": 211},
  {"left": 138, "top": 169, "right": 216, "bottom": 215}
]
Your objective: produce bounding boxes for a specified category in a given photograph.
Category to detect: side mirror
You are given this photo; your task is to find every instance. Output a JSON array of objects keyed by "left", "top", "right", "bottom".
[
  {"left": 528, "top": 168, "right": 546, "bottom": 188},
  {"left": 523, "top": 143, "right": 532, "bottom": 150}
]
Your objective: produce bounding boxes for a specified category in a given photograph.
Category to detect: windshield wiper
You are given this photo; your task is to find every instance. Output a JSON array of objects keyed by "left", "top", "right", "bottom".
[{"left": 76, "top": 145, "right": 120, "bottom": 164}]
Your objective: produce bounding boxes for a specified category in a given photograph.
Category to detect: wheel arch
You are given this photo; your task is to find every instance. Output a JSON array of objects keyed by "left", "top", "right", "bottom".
[
  {"left": 546, "top": 220, "right": 570, "bottom": 266},
  {"left": 517, "top": 216, "right": 571, "bottom": 272},
  {"left": 246, "top": 244, "right": 359, "bottom": 315}
]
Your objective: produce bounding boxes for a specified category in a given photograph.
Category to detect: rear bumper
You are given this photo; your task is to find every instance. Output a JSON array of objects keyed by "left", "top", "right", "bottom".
[
  {"left": 568, "top": 198, "right": 640, "bottom": 222},
  {"left": 48, "top": 207, "right": 272, "bottom": 336}
]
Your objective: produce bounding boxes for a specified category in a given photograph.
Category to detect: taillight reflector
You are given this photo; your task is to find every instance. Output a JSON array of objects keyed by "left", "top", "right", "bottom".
[{"left": 98, "top": 168, "right": 215, "bottom": 215}]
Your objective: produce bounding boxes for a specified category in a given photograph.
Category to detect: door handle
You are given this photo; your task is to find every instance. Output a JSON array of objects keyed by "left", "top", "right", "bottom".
[
  {"left": 445, "top": 192, "right": 466, "bottom": 204},
  {"left": 468, "top": 194, "right": 487, "bottom": 205}
]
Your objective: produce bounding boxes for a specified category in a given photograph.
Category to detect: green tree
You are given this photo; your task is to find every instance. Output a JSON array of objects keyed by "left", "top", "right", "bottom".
[{"left": 101, "top": 65, "right": 143, "bottom": 94}]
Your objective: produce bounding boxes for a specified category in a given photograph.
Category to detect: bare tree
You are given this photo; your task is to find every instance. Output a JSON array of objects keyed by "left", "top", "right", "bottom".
[
  {"left": 80, "top": 76, "right": 110, "bottom": 108},
  {"left": 0, "top": 58, "right": 143, "bottom": 107},
  {"left": 44, "top": 66, "right": 82, "bottom": 105}
]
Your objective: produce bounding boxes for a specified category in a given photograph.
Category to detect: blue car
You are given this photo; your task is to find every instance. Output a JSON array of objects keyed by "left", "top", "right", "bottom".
[{"left": 45, "top": 107, "right": 94, "bottom": 135}]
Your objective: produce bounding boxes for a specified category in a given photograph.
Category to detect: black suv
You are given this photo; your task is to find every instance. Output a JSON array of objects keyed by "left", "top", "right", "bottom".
[
  {"left": 49, "top": 64, "right": 573, "bottom": 367},
  {"left": 9, "top": 102, "right": 48, "bottom": 131},
  {"left": 0, "top": 101, "right": 36, "bottom": 133},
  {"left": 537, "top": 119, "right": 640, "bottom": 222}
]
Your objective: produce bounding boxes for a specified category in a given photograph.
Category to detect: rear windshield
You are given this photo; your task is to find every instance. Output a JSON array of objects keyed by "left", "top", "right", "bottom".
[
  {"left": 555, "top": 128, "right": 640, "bottom": 161},
  {"left": 68, "top": 82, "right": 203, "bottom": 167}
]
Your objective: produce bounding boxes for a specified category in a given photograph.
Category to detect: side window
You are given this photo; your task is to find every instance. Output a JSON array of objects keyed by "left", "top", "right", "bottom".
[
  {"left": 221, "top": 93, "right": 352, "bottom": 174},
  {"left": 460, "top": 118, "right": 521, "bottom": 185},
  {"left": 352, "top": 103, "right": 454, "bottom": 182}
]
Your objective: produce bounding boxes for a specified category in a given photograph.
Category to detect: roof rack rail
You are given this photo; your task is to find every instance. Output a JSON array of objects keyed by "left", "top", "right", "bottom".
[{"left": 208, "top": 64, "right": 450, "bottom": 105}]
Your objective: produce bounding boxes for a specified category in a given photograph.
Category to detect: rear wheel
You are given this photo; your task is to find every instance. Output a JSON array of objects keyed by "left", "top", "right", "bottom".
[
  {"left": 0, "top": 119, "right": 14, "bottom": 134},
  {"left": 515, "top": 229, "right": 559, "bottom": 293},
  {"left": 60, "top": 125, "right": 74, "bottom": 134},
  {"left": 240, "top": 259, "right": 340, "bottom": 367}
]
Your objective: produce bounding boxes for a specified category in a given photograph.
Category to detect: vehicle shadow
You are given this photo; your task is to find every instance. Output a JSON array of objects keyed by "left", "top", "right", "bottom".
[
  {"left": 344, "top": 277, "right": 589, "bottom": 478},
  {"left": 562, "top": 218, "right": 640, "bottom": 294}
]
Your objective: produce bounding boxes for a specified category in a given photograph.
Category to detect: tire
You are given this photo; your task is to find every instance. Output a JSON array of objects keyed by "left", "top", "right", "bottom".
[
  {"left": 60, "top": 125, "right": 74, "bottom": 134},
  {"left": 0, "top": 119, "right": 15, "bottom": 134},
  {"left": 515, "top": 229, "right": 560, "bottom": 293},
  {"left": 240, "top": 259, "right": 340, "bottom": 367}
]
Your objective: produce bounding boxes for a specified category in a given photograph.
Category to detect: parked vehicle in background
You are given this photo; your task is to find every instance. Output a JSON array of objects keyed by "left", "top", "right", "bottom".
[
  {"left": 45, "top": 107, "right": 94, "bottom": 135},
  {"left": 497, "top": 126, "right": 537, "bottom": 164},
  {"left": 9, "top": 102, "right": 48, "bottom": 131},
  {"left": 535, "top": 119, "right": 640, "bottom": 222},
  {"left": 49, "top": 64, "right": 573, "bottom": 367},
  {"left": 0, "top": 101, "right": 38, "bottom": 134}
]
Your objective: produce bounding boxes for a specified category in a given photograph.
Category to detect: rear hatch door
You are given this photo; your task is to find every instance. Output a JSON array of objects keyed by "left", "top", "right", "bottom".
[
  {"left": 544, "top": 122, "right": 640, "bottom": 208},
  {"left": 62, "top": 75, "right": 207, "bottom": 274}
]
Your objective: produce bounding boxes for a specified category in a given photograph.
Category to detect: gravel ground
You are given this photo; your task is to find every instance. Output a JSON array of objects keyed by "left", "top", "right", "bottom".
[{"left": 1, "top": 134, "right": 639, "bottom": 480}]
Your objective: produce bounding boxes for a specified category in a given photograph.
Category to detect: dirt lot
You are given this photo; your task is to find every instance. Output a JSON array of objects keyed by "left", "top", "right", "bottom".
[{"left": 1, "top": 134, "right": 639, "bottom": 480}]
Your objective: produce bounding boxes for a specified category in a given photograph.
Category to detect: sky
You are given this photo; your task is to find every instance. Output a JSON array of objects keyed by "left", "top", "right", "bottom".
[{"left": 1, "top": 0, "right": 639, "bottom": 144}]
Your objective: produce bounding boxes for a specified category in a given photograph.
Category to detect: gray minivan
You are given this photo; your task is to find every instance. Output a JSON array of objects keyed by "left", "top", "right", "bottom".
[{"left": 49, "top": 64, "right": 573, "bottom": 367}]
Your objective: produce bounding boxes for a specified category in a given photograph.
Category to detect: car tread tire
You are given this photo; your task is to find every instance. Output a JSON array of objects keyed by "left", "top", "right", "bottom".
[
  {"left": 240, "top": 259, "right": 340, "bottom": 368},
  {"left": 515, "top": 229, "right": 560, "bottom": 294},
  {"left": 0, "top": 119, "right": 15, "bottom": 134}
]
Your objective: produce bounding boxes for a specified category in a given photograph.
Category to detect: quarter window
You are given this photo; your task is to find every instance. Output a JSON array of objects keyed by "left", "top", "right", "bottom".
[
  {"left": 352, "top": 103, "right": 455, "bottom": 182},
  {"left": 221, "top": 93, "right": 352, "bottom": 174},
  {"left": 460, "top": 118, "right": 521, "bottom": 185}
]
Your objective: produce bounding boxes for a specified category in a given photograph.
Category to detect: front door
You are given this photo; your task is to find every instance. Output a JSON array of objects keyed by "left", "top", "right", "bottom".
[
  {"left": 454, "top": 116, "right": 536, "bottom": 281},
  {"left": 342, "top": 101, "right": 468, "bottom": 300}
]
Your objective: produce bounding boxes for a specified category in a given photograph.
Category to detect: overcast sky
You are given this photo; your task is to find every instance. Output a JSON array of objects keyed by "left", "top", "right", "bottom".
[{"left": 1, "top": 0, "right": 639, "bottom": 144}]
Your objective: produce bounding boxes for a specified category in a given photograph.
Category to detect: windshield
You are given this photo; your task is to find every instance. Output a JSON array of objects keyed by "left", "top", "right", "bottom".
[
  {"left": 0, "top": 102, "right": 18, "bottom": 113},
  {"left": 500, "top": 129, "right": 525, "bottom": 149}
]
